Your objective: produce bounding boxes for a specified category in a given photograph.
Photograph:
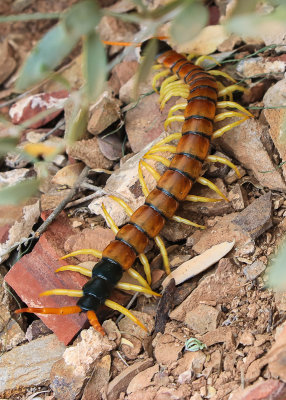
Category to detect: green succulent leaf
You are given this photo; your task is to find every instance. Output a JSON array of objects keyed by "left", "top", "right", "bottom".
[{"left": 0, "top": 179, "right": 40, "bottom": 205}]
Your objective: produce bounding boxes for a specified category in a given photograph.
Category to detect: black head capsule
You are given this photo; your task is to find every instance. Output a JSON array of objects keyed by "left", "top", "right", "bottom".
[{"left": 140, "top": 39, "right": 172, "bottom": 59}]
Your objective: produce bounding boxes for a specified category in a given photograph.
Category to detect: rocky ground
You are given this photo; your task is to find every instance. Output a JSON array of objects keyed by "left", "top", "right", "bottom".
[{"left": 1, "top": 1, "right": 286, "bottom": 399}]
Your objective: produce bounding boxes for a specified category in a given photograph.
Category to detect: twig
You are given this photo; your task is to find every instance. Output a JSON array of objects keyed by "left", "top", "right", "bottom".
[
  {"left": 65, "top": 190, "right": 105, "bottom": 208},
  {"left": 35, "top": 166, "right": 90, "bottom": 237},
  {"left": 38, "top": 118, "right": 65, "bottom": 142},
  {"left": 116, "top": 292, "right": 139, "bottom": 324}
]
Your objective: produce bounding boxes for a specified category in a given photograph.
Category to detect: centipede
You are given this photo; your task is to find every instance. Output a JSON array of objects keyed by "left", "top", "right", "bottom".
[{"left": 15, "top": 39, "right": 253, "bottom": 335}]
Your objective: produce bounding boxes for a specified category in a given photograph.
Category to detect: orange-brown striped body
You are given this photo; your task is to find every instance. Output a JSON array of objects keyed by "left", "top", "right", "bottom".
[{"left": 102, "top": 49, "right": 217, "bottom": 271}]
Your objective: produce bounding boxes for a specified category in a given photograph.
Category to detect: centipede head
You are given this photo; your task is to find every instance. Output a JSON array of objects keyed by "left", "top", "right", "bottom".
[{"left": 140, "top": 39, "right": 172, "bottom": 58}]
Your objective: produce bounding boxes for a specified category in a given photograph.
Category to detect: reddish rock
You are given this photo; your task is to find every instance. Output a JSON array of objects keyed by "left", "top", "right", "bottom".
[
  {"left": 5, "top": 213, "right": 87, "bottom": 345},
  {"left": 229, "top": 379, "right": 286, "bottom": 400},
  {"left": 109, "top": 60, "right": 139, "bottom": 95},
  {"left": 9, "top": 91, "right": 68, "bottom": 129}
]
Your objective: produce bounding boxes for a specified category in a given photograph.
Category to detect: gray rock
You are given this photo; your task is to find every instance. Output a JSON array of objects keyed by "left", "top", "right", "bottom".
[{"left": 243, "top": 260, "right": 266, "bottom": 281}]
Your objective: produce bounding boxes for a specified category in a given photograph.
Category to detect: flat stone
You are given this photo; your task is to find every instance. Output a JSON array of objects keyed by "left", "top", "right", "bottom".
[
  {"left": 232, "top": 192, "right": 272, "bottom": 240},
  {"left": 51, "top": 328, "right": 115, "bottom": 400},
  {"left": 243, "top": 260, "right": 266, "bottom": 281},
  {"left": 109, "top": 60, "right": 138, "bottom": 95},
  {"left": 25, "top": 319, "right": 52, "bottom": 341},
  {"left": 118, "top": 311, "right": 154, "bottom": 340},
  {"left": 87, "top": 92, "right": 121, "bottom": 135},
  {"left": 0, "top": 334, "right": 65, "bottom": 394},
  {"left": 153, "top": 333, "right": 183, "bottom": 365},
  {"left": 82, "top": 355, "right": 111, "bottom": 400},
  {"left": 185, "top": 304, "right": 221, "bottom": 334},
  {"left": 229, "top": 183, "right": 247, "bottom": 211},
  {"left": 201, "top": 326, "right": 236, "bottom": 350},
  {"left": 67, "top": 136, "right": 113, "bottom": 169},
  {"left": 51, "top": 162, "right": 85, "bottom": 187},
  {"left": 5, "top": 213, "right": 87, "bottom": 344},
  {"left": 236, "top": 57, "right": 285, "bottom": 77},
  {"left": 127, "top": 364, "right": 159, "bottom": 394},
  {"left": 107, "top": 358, "right": 153, "bottom": 400},
  {"left": 205, "top": 349, "right": 222, "bottom": 373},
  {"left": 263, "top": 79, "right": 286, "bottom": 181},
  {"left": 217, "top": 118, "right": 286, "bottom": 191},
  {"left": 173, "top": 350, "right": 206, "bottom": 378},
  {"left": 64, "top": 226, "right": 115, "bottom": 263},
  {"left": 170, "top": 258, "right": 242, "bottom": 327}
]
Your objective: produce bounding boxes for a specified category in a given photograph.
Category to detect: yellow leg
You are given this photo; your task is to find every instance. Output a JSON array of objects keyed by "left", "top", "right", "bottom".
[
  {"left": 164, "top": 115, "right": 185, "bottom": 130},
  {"left": 172, "top": 215, "right": 205, "bottom": 229},
  {"left": 138, "top": 161, "right": 150, "bottom": 197},
  {"left": 102, "top": 203, "right": 119, "bottom": 234},
  {"left": 152, "top": 69, "right": 170, "bottom": 92},
  {"left": 60, "top": 249, "right": 102, "bottom": 260},
  {"left": 160, "top": 89, "right": 190, "bottom": 110},
  {"left": 128, "top": 268, "right": 151, "bottom": 290},
  {"left": 105, "top": 299, "right": 148, "bottom": 332},
  {"left": 168, "top": 103, "right": 187, "bottom": 119},
  {"left": 187, "top": 53, "right": 197, "bottom": 61},
  {"left": 152, "top": 64, "right": 163, "bottom": 70},
  {"left": 147, "top": 145, "right": 177, "bottom": 155},
  {"left": 195, "top": 55, "right": 220, "bottom": 66},
  {"left": 109, "top": 195, "right": 133, "bottom": 217},
  {"left": 217, "top": 81, "right": 227, "bottom": 101},
  {"left": 208, "top": 70, "right": 236, "bottom": 83},
  {"left": 218, "top": 84, "right": 246, "bottom": 98},
  {"left": 206, "top": 155, "right": 241, "bottom": 178},
  {"left": 160, "top": 75, "right": 178, "bottom": 95},
  {"left": 217, "top": 101, "right": 253, "bottom": 117},
  {"left": 154, "top": 235, "right": 170, "bottom": 275},
  {"left": 116, "top": 282, "right": 161, "bottom": 297},
  {"left": 56, "top": 265, "right": 92, "bottom": 277},
  {"left": 197, "top": 176, "right": 229, "bottom": 202},
  {"left": 212, "top": 117, "right": 248, "bottom": 139},
  {"left": 40, "top": 289, "right": 83, "bottom": 297},
  {"left": 87, "top": 310, "right": 105, "bottom": 336},
  {"left": 185, "top": 194, "right": 222, "bottom": 203},
  {"left": 138, "top": 253, "right": 151, "bottom": 286},
  {"left": 144, "top": 154, "right": 171, "bottom": 168},
  {"left": 153, "top": 132, "right": 182, "bottom": 146},
  {"left": 214, "top": 111, "right": 249, "bottom": 123},
  {"left": 140, "top": 160, "right": 161, "bottom": 182},
  {"left": 160, "top": 80, "right": 188, "bottom": 100}
]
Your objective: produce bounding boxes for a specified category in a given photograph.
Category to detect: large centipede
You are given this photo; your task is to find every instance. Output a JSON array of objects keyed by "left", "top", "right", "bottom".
[{"left": 16, "top": 40, "right": 253, "bottom": 335}]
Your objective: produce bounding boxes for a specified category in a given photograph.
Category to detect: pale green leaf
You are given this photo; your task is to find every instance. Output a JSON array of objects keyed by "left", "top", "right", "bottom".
[
  {"left": 170, "top": 1, "right": 208, "bottom": 44},
  {"left": 83, "top": 32, "right": 107, "bottom": 101},
  {"left": 268, "top": 240, "right": 286, "bottom": 291},
  {"left": 16, "top": 23, "right": 78, "bottom": 91},
  {"left": 0, "top": 179, "right": 39, "bottom": 205},
  {"left": 134, "top": 38, "right": 157, "bottom": 98},
  {"left": 0, "top": 137, "right": 18, "bottom": 155},
  {"left": 64, "top": 0, "right": 101, "bottom": 37}
]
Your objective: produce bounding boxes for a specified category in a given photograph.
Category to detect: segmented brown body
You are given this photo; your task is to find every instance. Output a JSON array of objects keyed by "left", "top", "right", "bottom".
[{"left": 103, "top": 49, "right": 217, "bottom": 270}]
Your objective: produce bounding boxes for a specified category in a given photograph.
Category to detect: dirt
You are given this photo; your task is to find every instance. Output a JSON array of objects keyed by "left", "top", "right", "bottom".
[{"left": 1, "top": 1, "right": 286, "bottom": 400}]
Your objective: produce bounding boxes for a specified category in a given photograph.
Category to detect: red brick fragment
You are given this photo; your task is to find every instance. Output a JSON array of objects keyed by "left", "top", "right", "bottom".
[
  {"left": 231, "top": 379, "right": 286, "bottom": 400},
  {"left": 5, "top": 213, "right": 87, "bottom": 345}
]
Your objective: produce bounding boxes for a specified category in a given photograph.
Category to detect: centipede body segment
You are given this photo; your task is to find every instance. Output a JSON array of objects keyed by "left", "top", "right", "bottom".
[{"left": 16, "top": 40, "right": 253, "bottom": 334}]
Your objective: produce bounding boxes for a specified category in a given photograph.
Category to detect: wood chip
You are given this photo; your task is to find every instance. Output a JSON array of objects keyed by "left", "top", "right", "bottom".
[{"left": 162, "top": 241, "right": 235, "bottom": 288}]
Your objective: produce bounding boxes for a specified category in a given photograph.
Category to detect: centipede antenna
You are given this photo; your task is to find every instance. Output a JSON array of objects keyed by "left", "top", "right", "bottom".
[
  {"left": 15, "top": 305, "right": 82, "bottom": 315},
  {"left": 105, "top": 299, "right": 148, "bottom": 332},
  {"left": 40, "top": 289, "right": 83, "bottom": 297},
  {"left": 168, "top": 103, "right": 187, "bottom": 118},
  {"left": 128, "top": 268, "right": 151, "bottom": 290},
  {"left": 109, "top": 195, "right": 133, "bottom": 217},
  {"left": 102, "top": 203, "right": 119, "bottom": 234},
  {"left": 216, "top": 101, "right": 253, "bottom": 117},
  {"left": 212, "top": 117, "right": 248, "bottom": 139},
  {"left": 164, "top": 115, "right": 185, "bottom": 129},
  {"left": 56, "top": 265, "right": 92, "bottom": 277},
  {"left": 116, "top": 282, "right": 161, "bottom": 297},
  {"left": 214, "top": 111, "right": 249, "bottom": 123},
  {"left": 144, "top": 154, "right": 171, "bottom": 168},
  {"left": 138, "top": 253, "right": 152, "bottom": 285},
  {"left": 208, "top": 70, "right": 236, "bottom": 83},
  {"left": 197, "top": 177, "right": 229, "bottom": 202},
  {"left": 60, "top": 249, "right": 102, "bottom": 260},
  {"left": 185, "top": 194, "right": 222, "bottom": 203},
  {"left": 206, "top": 155, "right": 241, "bottom": 178},
  {"left": 154, "top": 235, "right": 170, "bottom": 275},
  {"left": 87, "top": 310, "right": 105, "bottom": 336},
  {"left": 195, "top": 55, "right": 221, "bottom": 67},
  {"left": 172, "top": 215, "right": 205, "bottom": 229}
]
